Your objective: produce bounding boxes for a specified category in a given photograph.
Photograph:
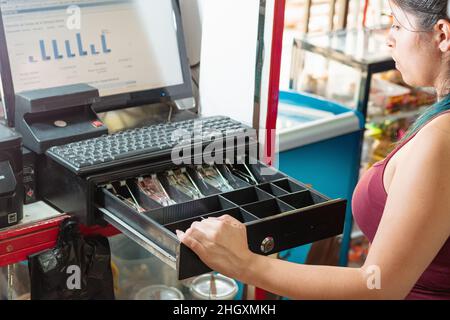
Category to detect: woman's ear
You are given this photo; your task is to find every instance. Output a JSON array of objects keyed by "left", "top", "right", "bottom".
[{"left": 436, "top": 19, "right": 450, "bottom": 52}]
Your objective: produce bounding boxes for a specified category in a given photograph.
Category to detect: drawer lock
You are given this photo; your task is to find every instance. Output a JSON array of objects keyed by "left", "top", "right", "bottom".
[{"left": 260, "top": 237, "right": 275, "bottom": 254}]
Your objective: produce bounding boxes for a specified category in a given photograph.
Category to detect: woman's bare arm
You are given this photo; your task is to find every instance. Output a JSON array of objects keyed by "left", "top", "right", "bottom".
[{"left": 178, "top": 119, "right": 450, "bottom": 300}]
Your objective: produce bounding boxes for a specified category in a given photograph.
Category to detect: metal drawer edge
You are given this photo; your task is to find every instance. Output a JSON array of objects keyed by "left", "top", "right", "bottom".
[{"left": 98, "top": 207, "right": 177, "bottom": 270}]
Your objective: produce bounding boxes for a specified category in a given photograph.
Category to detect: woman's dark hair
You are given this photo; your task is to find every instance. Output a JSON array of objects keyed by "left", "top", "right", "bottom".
[
  {"left": 392, "top": 0, "right": 449, "bottom": 31},
  {"left": 391, "top": 0, "right": 450, "bottom": 144}
]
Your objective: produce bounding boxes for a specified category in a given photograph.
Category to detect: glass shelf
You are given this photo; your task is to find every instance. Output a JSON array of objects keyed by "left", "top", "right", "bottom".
[{"left": 296, "top": 27, "right": 394, "bottom": 71}]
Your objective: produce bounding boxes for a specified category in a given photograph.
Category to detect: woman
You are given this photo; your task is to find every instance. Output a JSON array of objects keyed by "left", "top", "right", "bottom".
[{"left": 177, "top": 0, "right": 450, "bottom": 300}]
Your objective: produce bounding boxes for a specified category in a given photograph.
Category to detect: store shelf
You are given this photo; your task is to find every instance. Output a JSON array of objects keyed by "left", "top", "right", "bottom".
[
  {"left": 367, "top": 105, "right": 430, "bottom": 123},
  {"left": 295, "top": 27, "right": 395, "bottom": 72}
]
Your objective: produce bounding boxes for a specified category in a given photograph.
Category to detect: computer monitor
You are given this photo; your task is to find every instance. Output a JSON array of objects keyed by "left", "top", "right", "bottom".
[{"left": 0, "top": 0, "right": 193, "bottom": 125}]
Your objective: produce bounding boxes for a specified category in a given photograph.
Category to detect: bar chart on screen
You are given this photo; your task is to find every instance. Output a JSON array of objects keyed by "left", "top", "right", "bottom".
[{"left": 29, "top": 33, "right": 112, "bottom": 63}]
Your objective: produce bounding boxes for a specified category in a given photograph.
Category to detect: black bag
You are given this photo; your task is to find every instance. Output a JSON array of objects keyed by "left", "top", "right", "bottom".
[{"left": 28, "top": 218, "right": 115, "bottom": 300}]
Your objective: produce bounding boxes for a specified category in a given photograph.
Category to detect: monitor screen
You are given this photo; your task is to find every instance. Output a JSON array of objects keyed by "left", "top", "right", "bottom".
[{"left": 0, "top": 0, "right": 193, "bottom": 114}]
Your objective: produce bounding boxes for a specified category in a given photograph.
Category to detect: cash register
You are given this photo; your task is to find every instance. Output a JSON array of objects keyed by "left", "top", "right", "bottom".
[{"left": 0, "top": 0, "right": 347, "bottom": 279}]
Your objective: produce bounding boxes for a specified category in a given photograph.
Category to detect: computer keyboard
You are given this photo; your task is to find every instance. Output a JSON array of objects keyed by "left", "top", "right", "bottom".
[{"left": 46, "top": 116, "right": 251, "bottom": 175}]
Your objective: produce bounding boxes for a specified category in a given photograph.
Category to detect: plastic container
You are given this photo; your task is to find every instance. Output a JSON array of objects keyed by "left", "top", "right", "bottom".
[
  {"left": 189, "top": 273, "right": 238, "bottom": 300},
  {"left": 369, "top": 77, "right": 411, "bottom": 112},
  {"left": 109, "top": 234, "right": 183, "bottom": 300}
]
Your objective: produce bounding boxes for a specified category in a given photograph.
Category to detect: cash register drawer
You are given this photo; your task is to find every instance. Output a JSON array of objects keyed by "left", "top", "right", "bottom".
[{"left": 95, "top": 161, "right": 347, "bottom": 280}]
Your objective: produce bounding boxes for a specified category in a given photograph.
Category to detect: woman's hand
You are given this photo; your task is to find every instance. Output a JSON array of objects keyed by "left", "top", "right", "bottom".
[{"left": 176, "top": 215, "right": 255, "bottom": 281}]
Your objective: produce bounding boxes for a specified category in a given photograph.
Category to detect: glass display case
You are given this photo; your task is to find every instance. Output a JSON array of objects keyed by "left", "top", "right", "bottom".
[{"left": 290, "top": 27, "right": 395, "bottom": 116}]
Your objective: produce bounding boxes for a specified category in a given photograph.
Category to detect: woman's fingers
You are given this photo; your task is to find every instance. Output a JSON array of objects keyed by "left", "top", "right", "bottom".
[
  {"left": 195, "top": 214, "right": 241, "bottom": 226},
  {"left": 217, "top": 214, "right": 235, "bottom": 222},
  {"left": 218, "top": 214, "right": 245, "bottom": 228},
  {"left": 177, "top": 215, "right": 244, "bottom": 252},
  {"left": 176, "top": 214, "right": 252, "bottom": 278},
  {"left": 190, "top": 220, "right": 215, "bottom": 237},
  {"left": 179, "top": 219, "right": 217, "bottom": 241},
  {"left": 176, "top": 228, "right": 208, "bottom": 257}
]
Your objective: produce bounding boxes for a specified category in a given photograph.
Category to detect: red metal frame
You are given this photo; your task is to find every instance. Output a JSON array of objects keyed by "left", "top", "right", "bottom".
[
  {"left": 0, "top": 214, "right": 69, "bottom": 266},
  {"left": 264, "top": 0, "right": 286, "bottom": 166},
  {"left": 0, "top": 215, "right": 120, "bottom": 267},
  {"left": 362, "top": 0, "right": 370, "bottom": 28},
  {"left": 257, "top": 0, "right": 286, "bottom": 300}
]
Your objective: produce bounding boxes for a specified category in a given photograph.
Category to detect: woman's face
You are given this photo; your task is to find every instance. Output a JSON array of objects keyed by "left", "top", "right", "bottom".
[{"left": 386, "top": 1, "right": 441, "bottom": 87}]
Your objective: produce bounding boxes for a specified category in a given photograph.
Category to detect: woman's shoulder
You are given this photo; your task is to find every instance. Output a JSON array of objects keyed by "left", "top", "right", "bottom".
[
  {"left": 417, "top": 111, "right": 450, "bottom": 139},
  {"left": 389, "top": 112, "right": 450, "bottom": 203},
  {"left": 411, "top": 111, "right": 450, "bottom": 160}
]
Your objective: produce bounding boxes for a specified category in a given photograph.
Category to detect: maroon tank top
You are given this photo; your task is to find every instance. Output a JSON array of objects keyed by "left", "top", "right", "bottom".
[{"left": 352, "top": 110, "right": 450, "bottom": 300}]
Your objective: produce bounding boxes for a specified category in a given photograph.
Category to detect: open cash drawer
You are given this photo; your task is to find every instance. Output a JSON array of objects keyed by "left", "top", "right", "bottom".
[{"left": 95, "top": 161, "right": 347, "bottom": 280}]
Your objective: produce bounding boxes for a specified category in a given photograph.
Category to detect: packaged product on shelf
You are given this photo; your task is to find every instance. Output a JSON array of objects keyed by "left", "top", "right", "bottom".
[
  {"left": 364, "top": 118, "right": 411, "bottom": 168},
  {"left": 370, "top": 71, "right": 436, "bottom": 116},
  {"left": 379, "top": 70, "right": 404, "bottom": 83},
  {"left": 369, "top": 77, "right": 412, "bottom": 114},
  {"left": 409, "top": 89, "right": 437, "bottom": 108}
]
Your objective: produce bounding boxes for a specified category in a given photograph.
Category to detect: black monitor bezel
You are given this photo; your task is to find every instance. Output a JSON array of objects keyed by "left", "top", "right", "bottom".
[{"left": 0, "top": 0, "right": 193, "bottom": 124}]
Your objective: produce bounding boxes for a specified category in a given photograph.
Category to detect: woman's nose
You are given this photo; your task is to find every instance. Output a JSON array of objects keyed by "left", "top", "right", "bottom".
[{"left": 386, "top": 30, "right": 395, "bottom": 49}]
